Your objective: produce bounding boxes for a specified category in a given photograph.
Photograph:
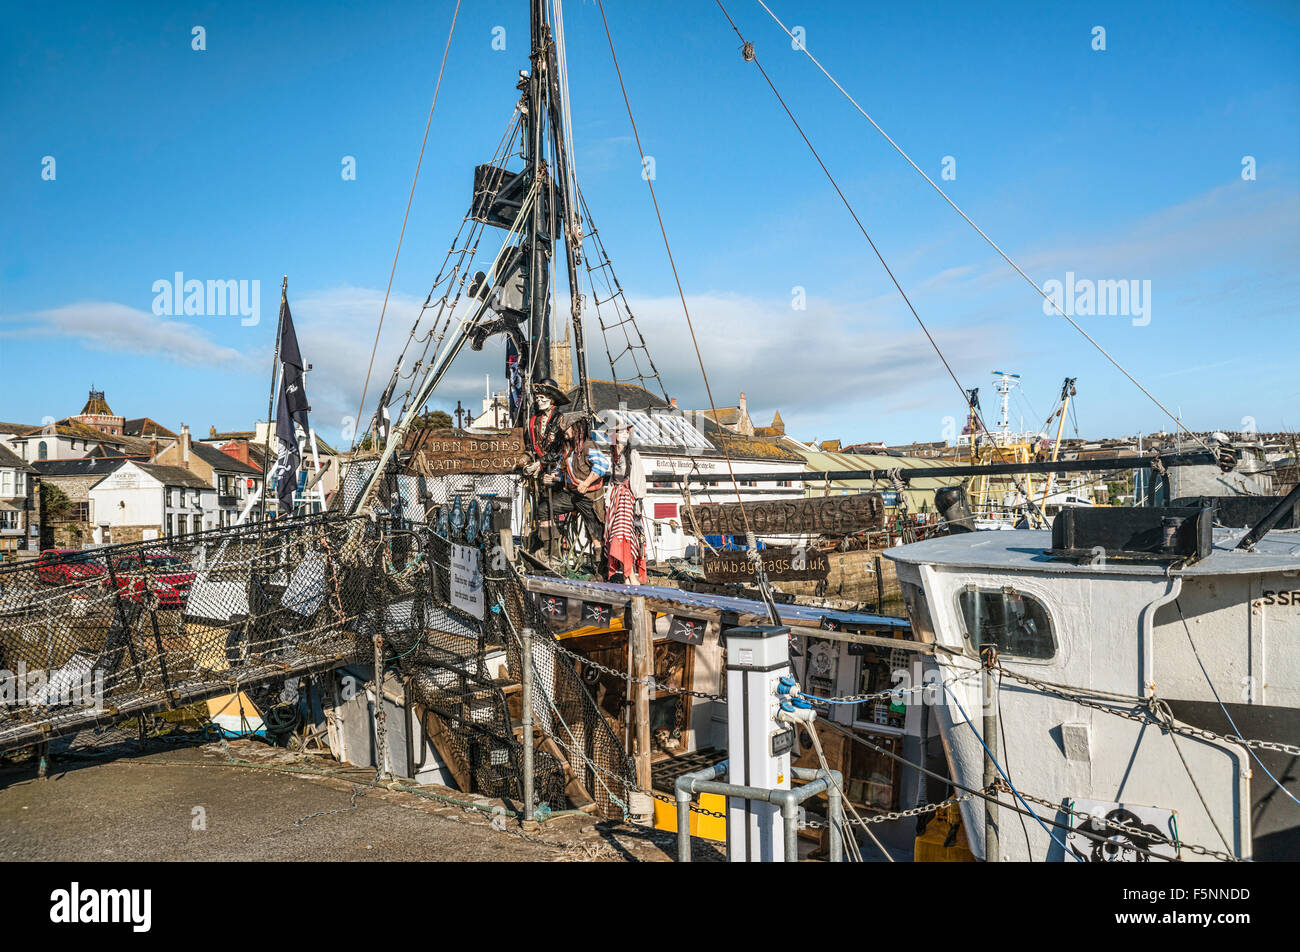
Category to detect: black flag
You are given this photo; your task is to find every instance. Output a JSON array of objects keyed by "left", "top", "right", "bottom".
[{"left": 270, "top": 296, "right": 310, "bottom": 515}]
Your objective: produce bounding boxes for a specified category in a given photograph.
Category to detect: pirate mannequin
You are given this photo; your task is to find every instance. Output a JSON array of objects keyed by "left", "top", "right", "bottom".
[
  {"left": 524, "top": 378, "right": 569, "bottom": 558},
  {"left": 541, "top": 411, "right": 609, "bottom": 566},
  {"left": 604, "top": 422, "right": 647, "bottom": 583},
  {"left": 524, "top": 377, "right": 569, "bottom": 476}
]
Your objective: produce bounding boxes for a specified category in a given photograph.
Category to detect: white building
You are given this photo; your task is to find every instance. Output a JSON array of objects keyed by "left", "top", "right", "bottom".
[
  {"left": 585, "top": 382, "right": 807, "bottom": 561},
  {"left": 0, "top": 443, "right": 37, "bottom": 556},
  {"left": 88, "top": 461, "right": 216, "bottom": 545}
]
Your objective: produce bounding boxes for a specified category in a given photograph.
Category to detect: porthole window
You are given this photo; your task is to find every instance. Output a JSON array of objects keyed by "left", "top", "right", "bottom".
[{"left": 957, "top": 586, "right": 1056, "bottom": 660}]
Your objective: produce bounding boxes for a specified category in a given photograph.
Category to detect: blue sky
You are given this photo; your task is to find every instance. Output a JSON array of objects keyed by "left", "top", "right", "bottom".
[{"left": 2, "top": 0, "right": 1298, "bottom": 447}]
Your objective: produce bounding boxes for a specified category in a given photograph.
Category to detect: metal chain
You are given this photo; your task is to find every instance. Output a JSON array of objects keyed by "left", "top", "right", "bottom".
[
  {"left": 998, "top": 666, "right": 1300, "bottom": 757},
  {"left": 805, "top": 665, "right": 982, "bottom": 704},
  {"left": 293, "top": 784, "right": 365, "bottom": 826},
  {"left": 802, "top": 791, "right": 977, "bottom": 829},
  {"left": 1010, "top": 785, "right": 1239, "bottom": 863},
  {"left": 549, "top": 636, "right": 725, "bottom": 701}
]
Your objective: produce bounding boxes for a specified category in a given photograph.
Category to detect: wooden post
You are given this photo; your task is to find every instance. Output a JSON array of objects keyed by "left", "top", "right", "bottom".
[
  {"left": 874, "top": 554, "right": 884, "bottom": 612},
  {"left": 630, "top": 596, "right": 653, "bottom": 817},
  {"left": 521, "top": 626, "right": 535, "bottom": 822}
]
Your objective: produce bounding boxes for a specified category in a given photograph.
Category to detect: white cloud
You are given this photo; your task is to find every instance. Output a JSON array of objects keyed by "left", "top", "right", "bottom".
[{"left": 1, "top": 301, "right": 250, "bottom": 367}]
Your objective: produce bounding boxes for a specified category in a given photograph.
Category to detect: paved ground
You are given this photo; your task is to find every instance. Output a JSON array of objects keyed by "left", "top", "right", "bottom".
[{"left": 0, "top": 741, "right": 713, "bottom": 862}]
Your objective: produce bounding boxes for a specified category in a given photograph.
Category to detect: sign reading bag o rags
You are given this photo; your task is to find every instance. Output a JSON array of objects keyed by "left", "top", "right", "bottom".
[
  {"left": 410, "top": 428, "right": 530, "bottom": 474},
  {"left": 685, "top": 492, "right": 885, "bottom": 536},
  {"left": 703, "top": 545, "right": 830, "bottom": 583}
]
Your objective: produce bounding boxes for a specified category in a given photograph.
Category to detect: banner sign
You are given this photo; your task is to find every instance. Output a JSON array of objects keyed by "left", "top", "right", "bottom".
[
  {"left": 684, "top": 492, "right": 884, "bottom": 536},
  {"left": 702, "top": 545, "right": 830, "bottom": 583},
  {"left": 411, "top": 428, "right": 530, "bottom": 474},
  {"left": 449, "top": 544, "right": 485, "bottom": 620}
]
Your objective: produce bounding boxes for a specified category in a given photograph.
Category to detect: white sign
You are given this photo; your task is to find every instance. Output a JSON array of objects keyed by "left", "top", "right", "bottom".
[
  {"left": 449, "top": 544, "right": 485, "bottom": 620},
  {"left": 1064, "top": 798, "right": 1177, "bottom": 862}
]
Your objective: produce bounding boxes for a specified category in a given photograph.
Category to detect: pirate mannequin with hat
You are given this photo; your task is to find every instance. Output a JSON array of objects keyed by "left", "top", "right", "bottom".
[
  {"left": 549, "top": 410, "right": 609, "bottom": 565},
  {"left": 524, "top": 378, "right": 572, "bottom": 558},
  {"left": 524, "top": 377, "right": 569, "bottom": 475}
]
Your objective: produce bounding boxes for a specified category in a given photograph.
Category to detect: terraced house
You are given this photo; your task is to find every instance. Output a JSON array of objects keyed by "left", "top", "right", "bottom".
[
  {"left": 151, "top": 424, "right": 264, "bottom": 526},
  {"left": 0, "top": 443, "right": 38, "bottom": 558}
]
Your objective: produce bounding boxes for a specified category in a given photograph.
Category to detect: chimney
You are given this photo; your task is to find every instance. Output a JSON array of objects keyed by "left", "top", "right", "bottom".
[
  {"left": 149, "top": 436, "right": 159, "bottom": 460},
  {"left": 739, "top": 391, "right": 747, "bottom": 415},
  {"left": 209, "top": 425, "right": 217, "bottom": 438},
  {"left": 670, "top": 397, "right": 678, "bottom": 408},
  {"left": 180, "top": 423, "right": 190, "bottom": 466}
]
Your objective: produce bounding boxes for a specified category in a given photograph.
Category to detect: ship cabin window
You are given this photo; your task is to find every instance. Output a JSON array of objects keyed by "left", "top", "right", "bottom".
[{"left": 956, "top": 586, "right": 1056, "bottom": 660}]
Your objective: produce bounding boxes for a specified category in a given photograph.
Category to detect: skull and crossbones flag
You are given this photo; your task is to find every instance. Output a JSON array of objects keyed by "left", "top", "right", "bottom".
[{"left": 270, "top": 295, "right": 310, "bottom": 515}]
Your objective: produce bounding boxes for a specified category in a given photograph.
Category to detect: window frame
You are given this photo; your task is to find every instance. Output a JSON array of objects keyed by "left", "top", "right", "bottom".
[{"left": 953, "top": 584, "right": 1058, "bottom": 663}]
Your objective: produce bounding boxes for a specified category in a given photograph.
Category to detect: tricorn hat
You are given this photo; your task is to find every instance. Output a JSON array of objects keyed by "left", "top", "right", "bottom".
[
  {"left": 559, "top": 410, "right": 592, "bottom": 430},
  {"left": 533, "top": 377, "right": 570, "bottom": 406}
]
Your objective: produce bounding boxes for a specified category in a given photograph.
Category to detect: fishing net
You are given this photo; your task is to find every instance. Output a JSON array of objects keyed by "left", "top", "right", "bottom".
[{"left": 0, "top": 466, "right": 635, "bottom": 819}]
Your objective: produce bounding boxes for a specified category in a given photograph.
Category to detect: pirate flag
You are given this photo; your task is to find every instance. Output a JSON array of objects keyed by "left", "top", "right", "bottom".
[{"left": 270, "top": 295, "right": 310, "bottom": 515}]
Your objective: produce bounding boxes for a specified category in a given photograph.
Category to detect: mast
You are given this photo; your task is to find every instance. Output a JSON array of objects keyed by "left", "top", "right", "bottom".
[
  {"left": 524, "top": 0, "right": 551, "bottom": 386},
  {"left": 1036, "top": 376, "right": 1077, "bottom": 514}
]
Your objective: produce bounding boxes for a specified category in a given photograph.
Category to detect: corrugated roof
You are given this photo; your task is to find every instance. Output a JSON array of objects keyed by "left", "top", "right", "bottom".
[{"left": 787, "top": 442, "right": 962, "bottom": 511}]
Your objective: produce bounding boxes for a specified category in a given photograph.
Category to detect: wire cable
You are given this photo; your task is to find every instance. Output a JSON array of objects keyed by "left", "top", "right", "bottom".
[
  {"left": 941, "top": 680, "right": 1080, "bottom": 860},
  {"left": 1175, "top": 598, "right": 1300, "bottom": 809},
  {"left": 751, "top": 0, "right": 1211, "bottom": 454},
  {"left": 996, "top": 670, "right": 1033, "bottom": 860},
  {"left": 594, "top": 0, "right": 782, "bottom": 621},
  {"left": 349, "top": 0, "right": 461, "bottom": 454},
  {"left": 712, "top": 0, "right": 1047, "bottom": 529}
]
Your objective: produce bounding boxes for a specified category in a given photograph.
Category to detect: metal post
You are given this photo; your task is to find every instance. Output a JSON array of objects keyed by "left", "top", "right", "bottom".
[
  {"left": 676, "top": 790, "right": 693, "bottom": 863},
  {"left": 372, "top": 632, "right": 390, "bottom": 780},
  {"left": 827, "top": 782, "right": 844, "bottom": 863},
  {"left": 521, "top": 626, "right": 535, "bottom": 822},
  {"left": 981, "top": 644, "right": 999, "bottom": 863},
  {"left": 781, "top": 797, "right": 799, "bottom": 863},
  {"left": 261, "top": 277, "right": 288, "bottom": 523}
]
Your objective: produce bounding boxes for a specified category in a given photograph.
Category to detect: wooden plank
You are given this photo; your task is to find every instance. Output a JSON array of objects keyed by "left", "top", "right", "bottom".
[
  {"left": 786, "top": 624, "right": 932, "bottom": 654},
  {"left": 630, "top": 595, "right": 653, "bottom": 796},
  {"left": 684, "top": 492, "right": 885, "bottom": 536},
  {"left": 414, "top": 703, "right": 473, "bottom": 793}
]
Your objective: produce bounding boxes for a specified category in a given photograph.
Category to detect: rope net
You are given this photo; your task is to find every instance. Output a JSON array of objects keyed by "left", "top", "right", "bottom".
[{"left": 0, "top": 466, "right": 635, "bottom": 819}]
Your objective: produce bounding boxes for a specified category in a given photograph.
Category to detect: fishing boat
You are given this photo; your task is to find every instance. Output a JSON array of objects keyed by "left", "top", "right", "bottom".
[{"left": 888, "top": 493, "right": 1300, "bottom": 861}]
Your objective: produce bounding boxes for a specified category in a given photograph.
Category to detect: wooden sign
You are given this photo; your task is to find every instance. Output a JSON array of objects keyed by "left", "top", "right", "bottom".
[
  {"left": 411, "top": 428, "right": 530, "bottom": 474},
  {"left": 685, "top": 492, "right": 885, "bottom": 536},
  {"left": 702, "top": 546, "right": 830, "bottom": 583}
]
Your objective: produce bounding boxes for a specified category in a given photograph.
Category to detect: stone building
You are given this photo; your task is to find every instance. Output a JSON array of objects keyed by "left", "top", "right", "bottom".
[{"left": 32, "top": 458, "right": 126, "bottom": 549}]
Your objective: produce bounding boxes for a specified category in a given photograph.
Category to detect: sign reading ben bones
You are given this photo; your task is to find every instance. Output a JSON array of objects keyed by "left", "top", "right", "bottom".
[
  {"left": 410, "top": 428, "right": 531, "bottom": 474},
  {"left": 684, "top": 492, "right": 886, "bottom": 536}
]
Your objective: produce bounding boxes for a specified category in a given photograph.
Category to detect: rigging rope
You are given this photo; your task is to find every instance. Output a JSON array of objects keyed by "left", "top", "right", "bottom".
[
  {"left": 713, "top": 0, "right": 1047, "bottom": 528},
  {"left": 595, "top": 0, "right": 781, "bottom": 622},
  {"left": 349, "top": 0, "right": 461, "bottom": 454},
  {"left": 751, "top": 0, "right": 1212, "bottom": 454}
]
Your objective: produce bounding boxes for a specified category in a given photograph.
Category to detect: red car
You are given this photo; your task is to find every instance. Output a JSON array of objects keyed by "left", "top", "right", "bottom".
[
  {"left": 35, "top": 549, "right": 107, "bottom": 587},
  {"left": 110, "top": 553, "right": 197, "bottom": 607}
]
